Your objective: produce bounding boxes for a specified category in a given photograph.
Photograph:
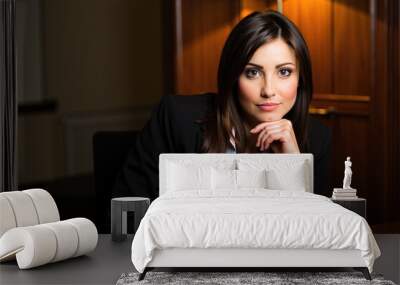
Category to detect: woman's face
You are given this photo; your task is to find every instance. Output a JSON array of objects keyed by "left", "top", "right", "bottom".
[{"left": 238, "top": 38, "right": 299, "bottom": 126}]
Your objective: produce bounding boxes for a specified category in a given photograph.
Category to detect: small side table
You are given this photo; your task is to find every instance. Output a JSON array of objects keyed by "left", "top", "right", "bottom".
[
  {"left": 331, "top": 197, "right": 367, "bottom": 219},
  {"left": 111, "top": 197, "right": 150, "bottom": 242}
]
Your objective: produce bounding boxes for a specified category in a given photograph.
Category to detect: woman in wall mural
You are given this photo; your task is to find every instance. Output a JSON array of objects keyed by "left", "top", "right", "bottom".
[{"left": 113, "top": 10, "right": 331, "bottom": 200}]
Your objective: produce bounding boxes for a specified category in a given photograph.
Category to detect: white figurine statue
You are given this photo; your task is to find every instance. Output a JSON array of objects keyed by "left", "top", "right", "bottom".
[
  {"left": 342, "top": 157, "right": 353, "bottom": 189},
  {"left": 332, "top": 156, "right": 357, "bottom": 199}
]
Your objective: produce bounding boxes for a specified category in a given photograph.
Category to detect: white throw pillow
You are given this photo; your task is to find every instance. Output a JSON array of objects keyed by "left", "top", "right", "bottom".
[
  {"left": 211, "top": 168, "right": 267, "bottom": 191},
  {"left": 166, "top": 161, "right": 212, "bottom": 191},
  {"left": 211, "top": 168, "right": 237, "bottom": 191},
  {"left": 237, "top": 158, "right": 309, "bottom": 192},
  {"left": 265, "top": 168, "right": 306, "bottom": 191},
  {"left": 236, "top": 169, "right": 267, "bottom": 188}
]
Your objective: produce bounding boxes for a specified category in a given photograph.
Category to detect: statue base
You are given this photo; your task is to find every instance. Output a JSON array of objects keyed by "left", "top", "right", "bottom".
[
  {"left": 333, "top": 188, "right": 357, "bottom": 192},
  {"left": 332, "top": 188, "right": 358, "bottom": 200}
]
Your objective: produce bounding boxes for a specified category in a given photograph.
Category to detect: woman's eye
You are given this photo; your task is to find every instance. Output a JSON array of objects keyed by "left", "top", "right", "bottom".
[
  {"left": 278, "top": 68, "right": 292, "bottom": 77},
  {"left": 245, "top": 68, "right": 261, "bottom": 79}
]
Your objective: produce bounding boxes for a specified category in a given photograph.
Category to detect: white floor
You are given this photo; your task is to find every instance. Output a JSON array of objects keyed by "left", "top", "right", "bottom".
[{"left": 373, "top": 234, "right": 400, "bottom": 284}]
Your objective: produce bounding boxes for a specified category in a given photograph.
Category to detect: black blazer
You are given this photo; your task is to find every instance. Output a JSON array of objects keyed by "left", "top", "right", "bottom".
[{"left": 113, "top": 93, "right": 332, "bottom": 200}]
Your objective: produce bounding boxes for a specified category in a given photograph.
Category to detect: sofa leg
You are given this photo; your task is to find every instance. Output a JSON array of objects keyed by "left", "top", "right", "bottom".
[
  {"left": 354, "top": 267, "right": 371, "bottom": 280},
  {"left": 138, "top": 268, "right": 147, "bottom": 281}
]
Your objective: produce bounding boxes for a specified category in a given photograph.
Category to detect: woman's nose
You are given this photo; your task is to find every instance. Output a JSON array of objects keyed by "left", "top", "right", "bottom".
[{"left": 261, "top": 79, "right": 275, "bottom": 98}]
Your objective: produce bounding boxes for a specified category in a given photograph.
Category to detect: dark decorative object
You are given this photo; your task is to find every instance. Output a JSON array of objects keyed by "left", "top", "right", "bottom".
[
  {"left": 111, "top": 197, "right": 150, "bottom": 242},
  {"left": 0, "top": 0, "right": 17, "bottom": 192}
]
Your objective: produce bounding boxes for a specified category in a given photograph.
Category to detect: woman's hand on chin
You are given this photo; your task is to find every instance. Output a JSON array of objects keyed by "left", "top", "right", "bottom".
[{"left": 249, "top": 119, "right": 300, "bottom": 154}]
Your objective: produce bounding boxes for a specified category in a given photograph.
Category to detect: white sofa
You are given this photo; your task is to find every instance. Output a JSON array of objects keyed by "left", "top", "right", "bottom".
[{"left": 0, "top": 189, "right": 97, "bottom": 269}]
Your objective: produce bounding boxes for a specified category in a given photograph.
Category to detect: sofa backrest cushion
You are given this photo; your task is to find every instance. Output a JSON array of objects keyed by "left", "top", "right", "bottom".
[{"left": 0, "top": 189, "right": 60, "bottom": 238}]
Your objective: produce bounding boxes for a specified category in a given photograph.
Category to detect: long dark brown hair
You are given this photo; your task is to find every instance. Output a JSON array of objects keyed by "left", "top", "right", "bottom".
[{"left": 200, "top": 10, "right": 313, "bottom": 153}]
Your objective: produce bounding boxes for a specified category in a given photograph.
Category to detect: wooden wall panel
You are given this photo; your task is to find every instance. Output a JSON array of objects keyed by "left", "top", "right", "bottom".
[
  {"left": 384, "top": 0, "right": 400, "bottom": 225},
  {"left": 240, "top": 0, "right": 276, "bottom": 18},
  {"left": 333, "top": 0, "right": 371, "bottom": 95},
  {"left": 283, "top": 0, "right": 334, "bottom": 94},
  {"left": 368, "top": 0, "right": 387, "bottom": 226},
  {"left": 174, "top": 0, "right": 239, "bottom": 94},
  {"left": 313, "top": 114, "right": 369, "bottom": 200},
  {"left": 368, "top": 0, "right": 400, "bottom": 230},
  {"left": 332, "top": 117, "right": 369, "bottom": 199}
]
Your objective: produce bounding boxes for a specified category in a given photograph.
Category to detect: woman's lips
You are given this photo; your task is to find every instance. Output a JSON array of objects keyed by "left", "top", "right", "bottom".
[{"left": 257, "top": 103, "right": 281, "bottom": 111}]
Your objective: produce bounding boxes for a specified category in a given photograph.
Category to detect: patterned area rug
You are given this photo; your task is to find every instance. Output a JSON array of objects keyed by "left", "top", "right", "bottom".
[{"left": 116, "top": 271, "right": 397, "bottom": 285}]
